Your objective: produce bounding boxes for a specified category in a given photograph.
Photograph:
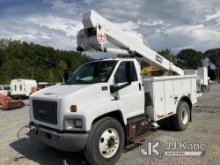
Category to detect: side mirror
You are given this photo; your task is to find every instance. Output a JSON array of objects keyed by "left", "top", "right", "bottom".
[
  {"left": 111, "top": 62, "right": 133, "bottom": 93},
  {"left": 110, "top": 85, "right": 118, "bottom": 93}
]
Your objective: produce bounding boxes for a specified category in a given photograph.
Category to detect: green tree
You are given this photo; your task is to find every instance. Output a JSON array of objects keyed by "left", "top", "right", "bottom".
[
  {"left": 48, "top": 70, "right": 54, "bottom": 83},
  {"left": 176, "top": 49, "right": 204, "bottom": 69},
  {"left": 57, "top": 60, "right": 67, "bottom": 81},
  {"left": 205, "top": 48, "right": 220, "bottom": 69},
  {"left": 158, "top": 49, "right": 176, "bottom": 64},
  {"left": 0, "top": 39, "right": 92, "bottom": 83}
]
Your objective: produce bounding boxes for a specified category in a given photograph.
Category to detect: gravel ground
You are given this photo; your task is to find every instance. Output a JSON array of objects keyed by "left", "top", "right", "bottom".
[{"left": 0, "top": 84, "right": 220, "bottom": 165}]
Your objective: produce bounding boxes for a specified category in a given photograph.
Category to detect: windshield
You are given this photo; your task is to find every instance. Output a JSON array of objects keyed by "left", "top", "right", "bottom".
[{"left": 66, "top": 60, "right": 117, "bottom": 84}]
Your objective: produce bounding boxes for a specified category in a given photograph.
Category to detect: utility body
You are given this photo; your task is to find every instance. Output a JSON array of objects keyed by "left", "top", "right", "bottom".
[{"left": 29, "top": 10, "right": 197, "bottom": 165}]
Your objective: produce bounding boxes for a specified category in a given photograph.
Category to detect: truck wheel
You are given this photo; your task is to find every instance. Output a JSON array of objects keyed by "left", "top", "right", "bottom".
[
  {"left": 201, "top": 85, "right": 207, "bottom": 93},
  {"left": 84, "top": 117, "right": 125, "bottom": 165},
  {"left": 171, "top": 101, "right": 190, "bottom": 131}
]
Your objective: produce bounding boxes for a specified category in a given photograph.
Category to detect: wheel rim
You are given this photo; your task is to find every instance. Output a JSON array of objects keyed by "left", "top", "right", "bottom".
[
  {"left": 99, "top": 128, "right": 120, "bottom": 158},
  {"left": 181, "top": 107, "right": 189, "bottom": 125}
]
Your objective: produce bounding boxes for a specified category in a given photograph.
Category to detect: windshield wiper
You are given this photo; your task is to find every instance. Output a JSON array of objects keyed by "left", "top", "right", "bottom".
[{"left": 65, "top": 79, "right": 93, "bottom": 85}]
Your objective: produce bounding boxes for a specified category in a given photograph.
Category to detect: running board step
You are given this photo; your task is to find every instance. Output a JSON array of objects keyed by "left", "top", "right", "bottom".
[
  {"left": 128, "top": 134, "right": 146, "bottom": 144},
  {"left": 150, "top": 121, "right": 160, "bottom": 129}
]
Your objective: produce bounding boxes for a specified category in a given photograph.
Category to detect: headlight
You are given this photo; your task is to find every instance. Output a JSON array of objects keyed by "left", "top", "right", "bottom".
[
  {"left": 74, "top": 119, "right": 83, "bottom": 128},
  {"left": 65, "top": 119, "right": 83, "bottom": 129}
]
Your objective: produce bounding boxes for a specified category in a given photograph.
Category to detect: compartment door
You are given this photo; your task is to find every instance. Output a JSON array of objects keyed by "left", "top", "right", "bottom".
[
  {"left": 164, "top": 80, "right": 175, "bottom": 115},
  {"left": 153, "top": 81, "right": 165, "bottom": 120}
]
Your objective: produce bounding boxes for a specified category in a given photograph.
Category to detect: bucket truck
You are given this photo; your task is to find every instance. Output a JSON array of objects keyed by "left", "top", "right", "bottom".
[{"left": 29, "top": 10, "right": 197, "bottom": 165}]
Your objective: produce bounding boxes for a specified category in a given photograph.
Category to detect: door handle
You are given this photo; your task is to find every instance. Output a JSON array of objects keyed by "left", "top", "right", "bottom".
[{"left": 138, "top": 83, "right": 141, "bottom": 91}]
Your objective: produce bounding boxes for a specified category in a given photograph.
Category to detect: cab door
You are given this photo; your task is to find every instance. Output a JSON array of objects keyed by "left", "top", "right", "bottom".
[{"left": 113, "top": 61, "right": 145, "bottom": 118}]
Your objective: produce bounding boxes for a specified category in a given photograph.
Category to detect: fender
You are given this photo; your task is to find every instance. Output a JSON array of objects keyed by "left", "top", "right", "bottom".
[{"left": 84, "top": 105, "right": 127, "bottom": 131}]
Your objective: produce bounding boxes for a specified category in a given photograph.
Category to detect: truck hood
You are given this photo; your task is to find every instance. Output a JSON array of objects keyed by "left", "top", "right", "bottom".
[{"left": 31, "top": 84, "right": 90, "bottom": 98}]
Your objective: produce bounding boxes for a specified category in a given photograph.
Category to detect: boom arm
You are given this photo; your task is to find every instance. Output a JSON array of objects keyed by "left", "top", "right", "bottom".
[{"left": 77, "top": 10, "right": 184, "bottom": 75}]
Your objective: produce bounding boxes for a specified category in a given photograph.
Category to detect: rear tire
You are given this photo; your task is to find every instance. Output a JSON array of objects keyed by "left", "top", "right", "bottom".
[
  {"left": 170, "top": 101, "right": 190, "bottom": 131},
  {"left": 84, "top": 117, "right": 125, "bottom": 165}
]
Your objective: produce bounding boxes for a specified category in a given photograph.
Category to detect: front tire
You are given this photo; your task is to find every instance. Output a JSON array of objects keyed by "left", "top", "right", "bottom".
[
  {"left": 171, "top": 101, "right": 190, "bottom": 131},
  {"left": 84, "top": 117, "right": 125, "bottom": 165}
]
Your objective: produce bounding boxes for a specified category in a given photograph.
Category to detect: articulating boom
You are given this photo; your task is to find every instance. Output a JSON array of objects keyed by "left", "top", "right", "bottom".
[{"left": 77, "top": 10, "right": 184, "bottom": 75}]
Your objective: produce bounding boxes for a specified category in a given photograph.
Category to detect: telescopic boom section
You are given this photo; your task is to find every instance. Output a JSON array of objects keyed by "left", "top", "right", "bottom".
[{"left": 77, "top": 10, "right": 184, "bottom": 75}]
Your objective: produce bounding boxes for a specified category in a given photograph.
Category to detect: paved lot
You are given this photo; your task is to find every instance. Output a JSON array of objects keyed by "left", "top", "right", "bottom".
[{"left": 0, "top": 84, "right": 220, "bottom": 165}]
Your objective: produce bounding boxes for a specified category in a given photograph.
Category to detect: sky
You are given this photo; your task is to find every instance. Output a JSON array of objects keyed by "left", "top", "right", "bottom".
[{"left": 1, "top": 0, "right": 220, "bottom": 54}]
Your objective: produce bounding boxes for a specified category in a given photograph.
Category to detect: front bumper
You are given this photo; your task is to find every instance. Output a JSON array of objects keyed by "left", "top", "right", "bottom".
[{"left": 31, "top": 123, "right": 88, "bottom": 152}]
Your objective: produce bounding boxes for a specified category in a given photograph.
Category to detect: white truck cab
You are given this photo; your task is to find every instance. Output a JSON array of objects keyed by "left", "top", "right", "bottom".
[
  {"left": 30, "top": 58, "right": 144, "bottom": 129},
  {"left": 29, "top": 10, "right": 197, "bottom": 165}
]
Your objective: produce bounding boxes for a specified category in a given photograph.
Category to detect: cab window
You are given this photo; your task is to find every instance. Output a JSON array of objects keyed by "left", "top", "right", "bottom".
[{"left": 115, "top": 61, "right": 137, "bottom": 83}]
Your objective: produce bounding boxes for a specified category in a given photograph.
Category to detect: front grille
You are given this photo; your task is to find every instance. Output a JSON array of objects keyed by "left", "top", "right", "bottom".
[{"left": 32, "top": 100, "right": 58, "bottom": 124}]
